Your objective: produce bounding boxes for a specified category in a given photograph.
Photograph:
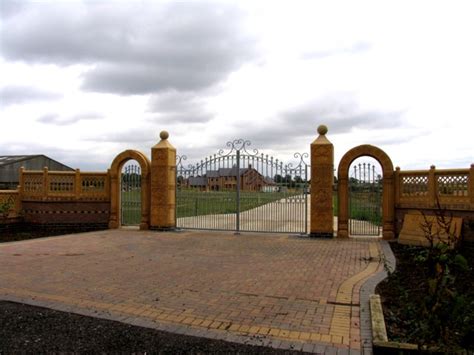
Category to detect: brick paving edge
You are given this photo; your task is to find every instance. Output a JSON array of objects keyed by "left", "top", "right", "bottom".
[{"left": 0, "top": 293, "right": 352, "bottom": 354}]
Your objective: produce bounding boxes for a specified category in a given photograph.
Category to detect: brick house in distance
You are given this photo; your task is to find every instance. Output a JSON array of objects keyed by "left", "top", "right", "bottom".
[{"left": 187, "top": 166, "right": 275, "bottom": 191}]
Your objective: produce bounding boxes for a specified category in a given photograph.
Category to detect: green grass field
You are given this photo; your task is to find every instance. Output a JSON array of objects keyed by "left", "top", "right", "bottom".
[
  {"left": 333, "top": 191, "right": 382, "bottom": 224},
  {"left": 121, "top": 190, "right": 141, "bottom": 225},
  {"left": 120, "top": 188, "right": 381, "bottom": 226},
  {"left": 349, "top": 192, "right": 382, "bottom": 224},
  {"left": 176, "top": 189, "right": 304, "bottom": 218}
]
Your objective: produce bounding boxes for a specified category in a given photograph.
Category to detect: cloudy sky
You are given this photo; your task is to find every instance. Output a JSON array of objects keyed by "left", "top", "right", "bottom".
[{"left": 1, "top": 0, "right": 473, "bottom": 172}]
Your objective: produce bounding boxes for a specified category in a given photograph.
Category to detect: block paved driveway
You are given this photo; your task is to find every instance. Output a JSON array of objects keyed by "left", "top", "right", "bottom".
[{"left": 0, "top": 230, "right": 383, "bottom": 353}]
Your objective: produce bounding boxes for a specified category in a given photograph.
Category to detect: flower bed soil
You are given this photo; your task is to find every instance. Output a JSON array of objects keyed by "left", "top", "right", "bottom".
[{"left": 376, "top": 241, "right": 474, "bottom": 352}]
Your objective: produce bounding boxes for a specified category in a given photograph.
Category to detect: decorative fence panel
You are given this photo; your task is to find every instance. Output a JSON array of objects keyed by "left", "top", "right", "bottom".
[
  {"left": 395, "top": 165, "right": 473, "bottom": 210},
  {"left": 0, "top": 189, "right": 21, "bottom": 218},
  {"left": 21, "top": 168, "right": 110, "bottom": 201}
]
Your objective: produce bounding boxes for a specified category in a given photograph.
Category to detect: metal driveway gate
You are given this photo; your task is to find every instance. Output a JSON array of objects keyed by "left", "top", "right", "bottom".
[
  {"left": 349, "top": 162, "right": 382, "bottom": 236},
  {"left": 121, "top": 163, "right": 141, "bottom": 226},
  {"left": 176, "top": 139, "right": 309, "bottom": 234}
]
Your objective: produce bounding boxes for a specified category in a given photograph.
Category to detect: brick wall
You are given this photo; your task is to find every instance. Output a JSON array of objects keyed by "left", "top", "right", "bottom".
[{"left": 22, "top": 200, "right": 110, "bottom": 225}]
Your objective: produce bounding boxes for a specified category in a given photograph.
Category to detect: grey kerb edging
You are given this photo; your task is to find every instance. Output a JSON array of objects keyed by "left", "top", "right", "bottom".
[{"left": 359, "top": 240, "right": 396, "bottom": 355}]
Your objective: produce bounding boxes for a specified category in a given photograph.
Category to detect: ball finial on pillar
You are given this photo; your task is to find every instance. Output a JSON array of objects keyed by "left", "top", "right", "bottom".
[
  {"left": 160, "top": 131, "right": 169, "bottom": 140},
  {"left": 317, "top": 125, "right": 328, "bottom": 135}
]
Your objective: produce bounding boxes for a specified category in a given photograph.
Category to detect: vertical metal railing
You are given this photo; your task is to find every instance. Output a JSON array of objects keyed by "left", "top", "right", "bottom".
[
  {"left": 175, "top": 140, "right": 309, "bottom": 234},
  {"left": 236, "top": 149, "right": 241, "bottom": 234},
  {"left": 121, "top": 164, "right": 141, "bottom": 226},
  {"left": 303, "top": 164, "right": 309, "bottom": 234},
  {"left": 349, "top": 162, "right": 381, "bottom": 236}
]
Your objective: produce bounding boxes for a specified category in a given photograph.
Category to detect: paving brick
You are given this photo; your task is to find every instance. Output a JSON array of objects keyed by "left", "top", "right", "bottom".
[{"left": 0, "top": 230, "right": 387, "bottom": 353}]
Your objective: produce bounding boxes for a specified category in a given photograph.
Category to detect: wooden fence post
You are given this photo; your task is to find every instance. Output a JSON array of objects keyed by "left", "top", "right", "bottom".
[
  {"left": 428, "top": 165, "right": 436, "bottom": 207},
  {"left": 394, "top": 166, "right": 400, "bottom": 205},
  {"left": 469, "top": 164, "right": 474, "bottom": 209},
  {"left": 75, "top": 169, "right": 81, "bottom": 199},
  {"left": 43, "top": 167, "right": 49, "bottom": 199}
]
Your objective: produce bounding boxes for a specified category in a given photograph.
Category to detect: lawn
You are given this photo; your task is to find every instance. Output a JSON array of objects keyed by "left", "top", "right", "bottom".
[
  {"left": 121, "top": 190, "right": 141, "bottom": 225},
  {"left": 120, "top": 188, "right": 381, "bottom": 226},
  {"left": 332, "top": 191, "right": 382, "bottom": 224},
  {"left": 349, "top": 191, "right": 382, "bottom": 224},
  {"left": 119, "top": 189, "right": 306, "bottom": 225},
  {"left": 176, "top": 189, "right": 304, "bottom": 218}
]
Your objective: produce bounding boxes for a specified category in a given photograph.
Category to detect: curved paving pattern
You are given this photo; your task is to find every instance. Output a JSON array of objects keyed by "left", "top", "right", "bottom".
[{"left": 0, "top": 230, "right": 385, "bottom": 353}]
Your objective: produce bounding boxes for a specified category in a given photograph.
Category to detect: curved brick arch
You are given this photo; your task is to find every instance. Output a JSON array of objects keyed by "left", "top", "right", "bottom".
[
  {"left": 337, "top": 145, "right": 395, "bottom": 239},
  {"left": 109, "top": 150, "right": 151, "bottom": 230}
]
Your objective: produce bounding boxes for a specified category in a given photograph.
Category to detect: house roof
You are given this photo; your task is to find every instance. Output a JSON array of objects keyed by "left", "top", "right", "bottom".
[
  {"left": 206, "top": 167, "right": 250, "bottom": 178},
  {"left": 188, "top": 176, "right": 207, "bottom": 186},
  {"left": 187, "top": 166, "right": 276, "bottom": 185}
]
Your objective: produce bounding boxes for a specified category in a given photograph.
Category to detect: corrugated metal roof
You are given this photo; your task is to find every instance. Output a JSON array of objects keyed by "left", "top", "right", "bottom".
[
  {"left": 0, "top": 155, "right": 42, "bottom": 167},
  {"left": 0, "top": 155, "right": 74, "bottom": 170}
]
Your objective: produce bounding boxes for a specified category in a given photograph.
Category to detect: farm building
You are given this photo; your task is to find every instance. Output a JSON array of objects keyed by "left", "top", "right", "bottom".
[{"left": 0, "top": 155, "right": 74, "bottom": 189}]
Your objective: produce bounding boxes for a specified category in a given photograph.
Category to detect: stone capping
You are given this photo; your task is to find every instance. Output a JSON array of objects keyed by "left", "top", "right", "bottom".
[
  {"left": 370, "top": 294, "right": 418, "bottom": 352},
  {"left": 369, "top": 295, "right": 387, "bottom": 343}
]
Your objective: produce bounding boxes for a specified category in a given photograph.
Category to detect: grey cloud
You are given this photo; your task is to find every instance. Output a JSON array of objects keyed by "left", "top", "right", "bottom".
[
  {"left": 2, "top": 2, "right": 258, "bottom": 95},
  {"left": 368, "top": 130, "right": 429, "bottom": 146},
  {"left": 0, "top": 142, "right": 106, "bottom": 171},
  {"left": 0, "top": 1, "right": 27, "bottom": 19},
  {"left": 37, "top": 112, "right": 103, "bottom": 125},
  {"left": 279, "top": 97, "right": 405, "bottom": 135},
  {"left": 85, "top": 128, "right": 158, "bottom": 145},
  {"left": 0, "top": 85, "right": 62, "bottom": 106},
  {"left": 147, "top": 91, "right": 213, "bottom": 123},
  {"left": 301, "top": 41, "right": 372, "bottom": 60},
  {"left": 214, "top": 96, "right": 405, "bottom": 149}
]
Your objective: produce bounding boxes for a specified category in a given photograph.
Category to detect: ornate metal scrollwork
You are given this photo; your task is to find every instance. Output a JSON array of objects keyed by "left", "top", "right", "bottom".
[
  {"left": 218, "top": 138, "right": 259, "bottom": 157},
  {"left": 176, "top": 154, "right": 187, "bottom": 169},
  {"left": 294, "top": 152, "right": 309, "bottom": 167}
]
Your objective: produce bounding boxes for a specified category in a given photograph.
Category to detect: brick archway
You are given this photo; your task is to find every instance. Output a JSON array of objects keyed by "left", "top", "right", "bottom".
[
  {"left": 109, "top": 150, "right": 151, "bottom": 230},
  {"left": 337, "top": 145, "right": 395, "bottom": 239}
]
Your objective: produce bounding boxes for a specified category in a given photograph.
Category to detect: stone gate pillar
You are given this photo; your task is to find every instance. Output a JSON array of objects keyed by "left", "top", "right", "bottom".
[
  {"left": 310, "top": 125, "right": 334, "bottom": 238},
  {"left": 150, "top": 131, "right": 176, "bottom": 230}
]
